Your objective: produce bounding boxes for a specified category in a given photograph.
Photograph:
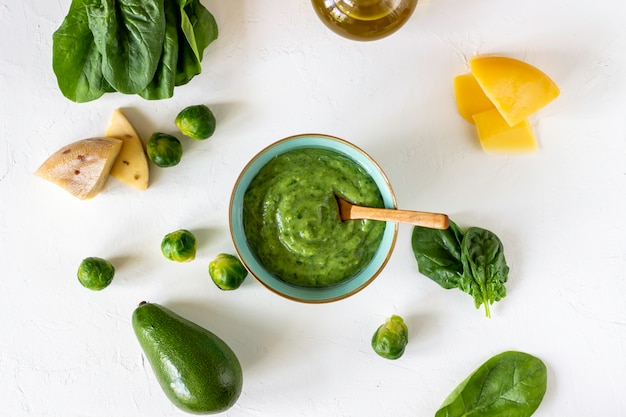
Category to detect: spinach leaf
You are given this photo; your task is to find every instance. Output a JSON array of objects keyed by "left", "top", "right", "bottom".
[
  {"left": 179, "top": 0, "right": 201, "bottom": 61},
  {"left": 435, "top": 351, "right": 547, "bottom": 417},
  {"left": 175, "top": 29, "right": 202, "bottom": 86},
  {"left": 175, "top": 0, "right": 218, "bottom": 86},
  {"left": 86, "top": 0, "right": 166, "bottom": 94},
  {"left": 459, "top": 227, "right": 509, "bottom": 318},
  {"left": 139, "top": 0, "right": 179, "bottom": 100},
  {"left": 52, "top": 0, "right": 112, "bottom": 102},
  {"left": 411, "top": 220, "right": 510, "bottom": 317},
  {"left": 411, "top": 220, "right": 464, "bottom": 289},
  {"left": 52, "top": 0, "right": 217, "bottom": 101}
]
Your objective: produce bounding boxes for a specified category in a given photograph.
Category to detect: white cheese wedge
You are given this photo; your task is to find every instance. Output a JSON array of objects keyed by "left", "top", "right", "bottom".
[
  {"left": 35, "top": 137, "right": 123, "bottom": 199},
  {"left": 105, "top": 108, "right": 149, "bottom": 190}
]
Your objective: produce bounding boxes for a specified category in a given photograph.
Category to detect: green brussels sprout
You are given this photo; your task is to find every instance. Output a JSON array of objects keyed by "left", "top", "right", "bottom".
[
  {"left": 77, "top": 257, "right": 115, "bottom": 290},
  {"left": 208, "top": 253, "right": 248, "bottom": 290},
  {"left": 147, "top": 132, "right": 183, "bottom": 167},
  {"left": 161, "top": 229, "right": 197, "bottom": 262},
  {"left": 371, "top": 315, "right": 408, "bottom": 360},
  {"left": 175, "top": 104, "right": 216, "bottom": 140}
]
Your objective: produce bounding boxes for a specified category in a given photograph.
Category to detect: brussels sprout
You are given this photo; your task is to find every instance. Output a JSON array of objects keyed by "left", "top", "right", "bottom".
[
  {"left": 77, "top": 257, "right": 115, "bottom": 290},
  {"left": 371, "top": 315, "right": 408, "bottom": 360},
  {"left": 147, "top": 132, "right": 183, "bottom": 167},
  {"left": 161, "top": 229, "right": 197, "bottom": 262},
  {"left": 175, "top": 104, "right": 216, "bottom": 140},
  {"left": 208, "top": 254, "right": 248, "bottom": 290}
]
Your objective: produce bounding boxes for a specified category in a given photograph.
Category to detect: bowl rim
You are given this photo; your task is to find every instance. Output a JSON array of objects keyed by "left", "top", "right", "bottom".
[{"left": 229, "top": 133, "right": 398, "bottom": 303}]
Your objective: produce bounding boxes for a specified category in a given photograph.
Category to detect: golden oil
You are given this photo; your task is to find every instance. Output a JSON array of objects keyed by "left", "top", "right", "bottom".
[{"left": 311, "top": 0, "right": 418, "bottom": 41}]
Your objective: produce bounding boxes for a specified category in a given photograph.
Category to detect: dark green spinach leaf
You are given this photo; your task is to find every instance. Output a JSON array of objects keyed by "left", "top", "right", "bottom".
[
  {"left": 52, "top": 0, "right": 112, "bottom": 102},
  {"left": 411, "top": 220, "right": 464, "bottom": 289},
  {"left": 411, "top": 220, "right": 509, "bottom": 317},
  {"left": 175, "top": 0, "right": 218, "bottom": 86},
  {"left": 52, "top": 0, "right": 217, "bottom": 102},
  {"left": 139, "top": 0, "right": 179, "bottom": 100},
  {"left": 459, "top": 227, "right": 509, "bottom": 318},
  {"left": 435, "top": 351, "right": 547, "bottom": 417},
  {"left": 86, "top": 0, "right": 166, "bottom": 94}
]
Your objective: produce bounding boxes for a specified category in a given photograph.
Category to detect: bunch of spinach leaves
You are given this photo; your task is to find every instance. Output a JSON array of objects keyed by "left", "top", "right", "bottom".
[
  {"left": 52, "top": 0, "right": 218, "bottom": 102},
  {"left": 411, "top": 220, "right": 509, "bottom": 317},
  {"left": 435, "top": 351, "right": 547, "bottom": 417}
]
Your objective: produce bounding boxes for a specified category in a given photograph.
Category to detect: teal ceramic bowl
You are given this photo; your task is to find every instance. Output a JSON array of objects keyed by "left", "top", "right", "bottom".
[{"left": 229, "top": 134, "right": 398, "bottom": 303}]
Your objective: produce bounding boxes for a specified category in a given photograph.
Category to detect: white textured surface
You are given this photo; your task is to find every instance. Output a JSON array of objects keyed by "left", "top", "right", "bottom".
[{"left": 2, "top": 0, "right": 626, "bottom": 416}]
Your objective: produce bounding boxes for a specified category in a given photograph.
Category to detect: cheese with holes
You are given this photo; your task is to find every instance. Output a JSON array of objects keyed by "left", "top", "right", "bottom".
[
  {"left": 469, "top": 56, "right": 560, "bottom": 126},
  {"left": 472, "top": 108, "right": 537, "bottom": 154},
  {"left": 105, "top": 109, "right": 149, "bottom": 190},
  {"left": 35, "top": 137, "right": 122, "bottom": 199}
]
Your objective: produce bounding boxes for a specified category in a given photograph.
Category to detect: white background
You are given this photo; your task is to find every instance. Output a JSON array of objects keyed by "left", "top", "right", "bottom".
[{"left": 1, "top": 0, "right": 625, "bottom": 416}]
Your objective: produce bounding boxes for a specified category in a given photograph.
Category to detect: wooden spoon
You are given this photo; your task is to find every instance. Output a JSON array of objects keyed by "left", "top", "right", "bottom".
[{"left": 336, "top": 196, "right": 449, "bottom": 230}]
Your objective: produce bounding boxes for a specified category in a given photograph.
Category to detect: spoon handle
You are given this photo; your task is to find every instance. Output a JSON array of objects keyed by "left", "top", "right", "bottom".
[{"left": 339, "top": 198, "right": 449, "bottom": 229}]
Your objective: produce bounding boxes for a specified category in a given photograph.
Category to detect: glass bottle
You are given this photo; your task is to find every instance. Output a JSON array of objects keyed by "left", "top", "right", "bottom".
[{"left": 311, "top": 0, "right": 418, "bottom": 41}]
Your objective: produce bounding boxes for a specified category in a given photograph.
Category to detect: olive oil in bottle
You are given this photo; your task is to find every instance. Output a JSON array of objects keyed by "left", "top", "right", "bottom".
[{"left": 311, "top": 0, "right": 418, "bottom": 41}]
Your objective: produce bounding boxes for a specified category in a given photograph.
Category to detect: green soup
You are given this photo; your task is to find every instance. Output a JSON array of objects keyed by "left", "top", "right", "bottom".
[{"left": 243, "top": 148, "right": 386, "bottom": 288}]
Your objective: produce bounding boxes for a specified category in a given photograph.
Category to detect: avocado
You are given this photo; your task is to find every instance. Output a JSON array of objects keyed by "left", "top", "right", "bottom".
[{"left": 132, "top": 302, "right": 243, "bottom": 414}]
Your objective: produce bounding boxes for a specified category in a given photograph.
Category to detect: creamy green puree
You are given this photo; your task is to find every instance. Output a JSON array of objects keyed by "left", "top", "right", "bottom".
[{"left": 243, "top": 148, "right": 386, "bottom": 288}]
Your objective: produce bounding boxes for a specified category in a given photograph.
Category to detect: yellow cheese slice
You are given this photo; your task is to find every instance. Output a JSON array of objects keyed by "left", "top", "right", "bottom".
[
  {"left": 472, "top": 108, "right": 537, "bottom": 154},
  {"left": 469, "top": 56, "right": 560, "bottom": 126},
  {"left": 105, "top": 109, "right": 149, "bottom": 190},
  {"left": 453, "top": 73, "right": 495, "bottom": 124},
  {"left": 35, "top": 137, "right": 123, "bottom": 199}
]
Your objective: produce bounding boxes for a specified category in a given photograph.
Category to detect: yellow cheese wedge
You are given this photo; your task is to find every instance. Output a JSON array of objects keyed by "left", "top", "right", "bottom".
[
  {"left": 35, "top": 137, "right": 123, "bottom": 199},
  {"left": 105, "top": 109, "right": 149, "bottom": 190},
  {"left": 472, "top": 108, "right": 537, "bottom": 154},
  {"left": 453, "top": 73, "right": 495, "bottom": 124},
  {"left": 469, "top": 56, "right": 560, "bottom": 126}
]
